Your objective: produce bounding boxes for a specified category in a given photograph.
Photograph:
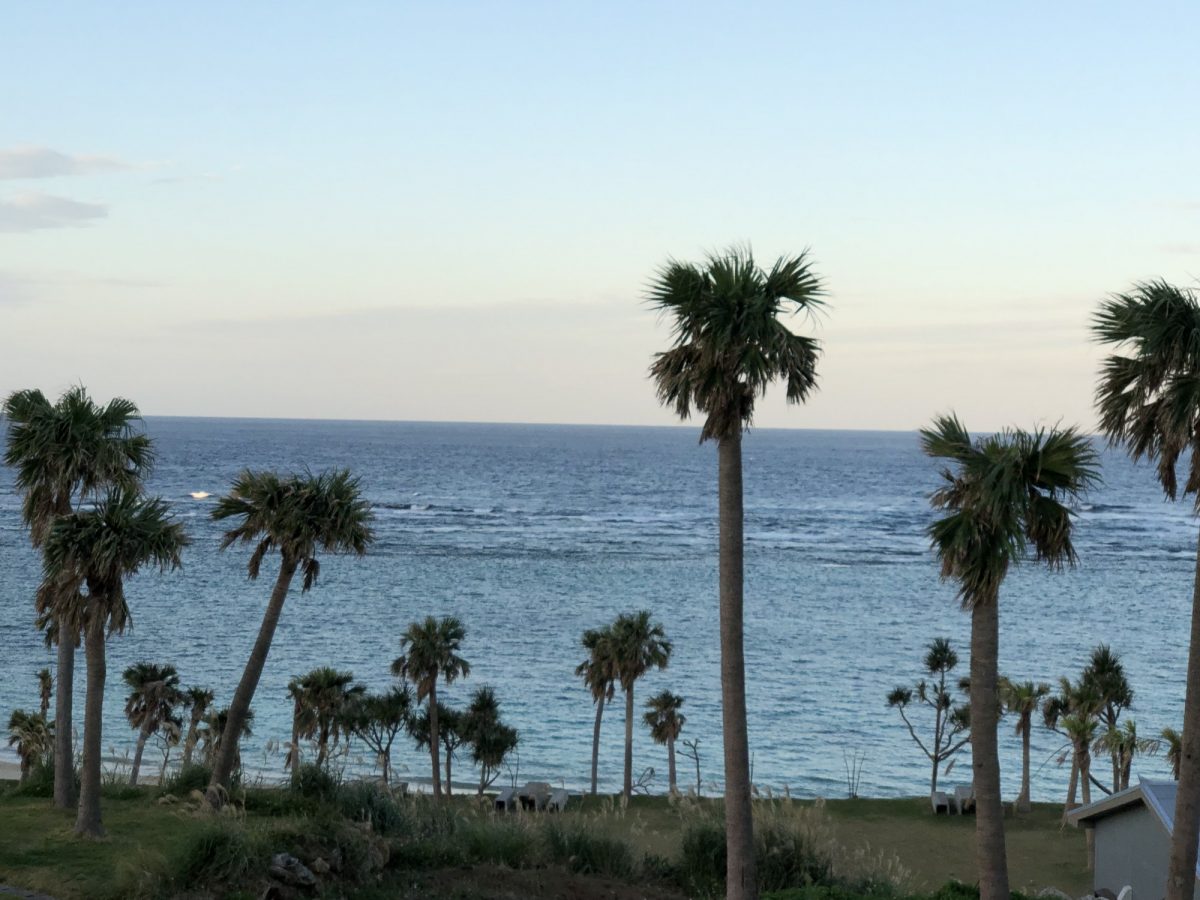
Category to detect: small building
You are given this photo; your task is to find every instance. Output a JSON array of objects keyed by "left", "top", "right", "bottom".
[{"left": 1068, "top": 777, "right": 1200, "bottom": 899}]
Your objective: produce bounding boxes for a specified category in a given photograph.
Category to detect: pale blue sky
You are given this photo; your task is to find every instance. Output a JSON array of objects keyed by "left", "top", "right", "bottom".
[{"left": 2, "top": 2, "right": 1197, "bottom": 429}]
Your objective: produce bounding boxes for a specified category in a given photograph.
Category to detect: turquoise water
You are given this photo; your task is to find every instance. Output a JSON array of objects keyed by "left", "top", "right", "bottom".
[{"left": 0, "top": 418, "right": 1192, "bottom": 800}]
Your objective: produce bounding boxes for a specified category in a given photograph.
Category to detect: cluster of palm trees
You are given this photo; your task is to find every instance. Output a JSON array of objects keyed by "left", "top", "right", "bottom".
[{"left": 574, "top": 610, "right": 680, "bottom": 798}]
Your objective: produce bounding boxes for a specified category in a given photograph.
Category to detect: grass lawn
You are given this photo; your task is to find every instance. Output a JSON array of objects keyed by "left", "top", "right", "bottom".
[{"left": 0, "top": 786, "right": 1089, "bottom": 899}]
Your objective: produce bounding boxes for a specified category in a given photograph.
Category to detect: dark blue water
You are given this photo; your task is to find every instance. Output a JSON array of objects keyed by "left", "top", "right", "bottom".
[{"left": 0, "top": 419, "right": 1193, "bottom": 800}]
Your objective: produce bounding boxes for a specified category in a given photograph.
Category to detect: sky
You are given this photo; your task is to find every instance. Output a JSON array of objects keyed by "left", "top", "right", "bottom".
[{"left": 2, "top": 2, "right": 1198, "bottom": 431}]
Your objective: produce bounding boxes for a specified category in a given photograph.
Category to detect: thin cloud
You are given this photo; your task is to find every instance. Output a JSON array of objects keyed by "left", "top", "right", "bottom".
[
  {"left": 1161, "top": 243, "right": 1200, "bottom": 255},
  {"left": 0, "top": 192, "right": 108, "bottom": 232},
  {"left": 0, "top": 146, "right": 131, "bottom": 180}
]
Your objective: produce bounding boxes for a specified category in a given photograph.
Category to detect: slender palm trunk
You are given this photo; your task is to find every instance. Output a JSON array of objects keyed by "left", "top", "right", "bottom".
[
  {"left": 429, "top": 686, "right": 442, "bottom": 800},
  {"left": 445, "top": 742, "right": 453, "bottom": 797},
  {"left": 20, "top": 756, "right": 32, "bottom": 783},
  {"left": 54, "top": 634, "right": 77, "bottom": 809},
  {"left": 129, "top": 722, "right": 151, "bottom": 786},
  {"left": 1017, "top": 718, "right": 1032, "bottom": 813},
  {"left": 382, "top": 747, "right": 391, "bottom": 789},
  {"left": 590, "top": 696, "right": 605, "bottom": 795},
  {"left": 930, "top": 757, "right": 939, "bottom": 798},
  {"left": 1168, "top": 531, "right": 1200, "bottom": 900},
  {"left": 288, "top": 711, "right": 301, "bottom": 774},
  {"left": 317, "top": 724, "right": 329, "bottom": 767},
  {"left": 207, "top": 556, "right": 298, "bottom": 803},
  {"left": 719, "top": 431, "right": 756, "bottom": 900},
  {"left": 1080, "top": 743, "right": 1094, "bottom": 870},
  {"left": 969, "top": 599, "right": 1008, "bottom": 900},
  {"left": 1062, "top": 755, "right": 1079, "bottom": 825},
  {"left": 623, "top": 685, "right": 634, "bottom": 800},
  {"left": 667, "top": 735, "right": 677, "bottom": 795},
  {"left": 75, "top": 616, "right": 106, "bottom": 837},
  {"left": 182, "top": 710, "right": 204, "bottom": 768}
]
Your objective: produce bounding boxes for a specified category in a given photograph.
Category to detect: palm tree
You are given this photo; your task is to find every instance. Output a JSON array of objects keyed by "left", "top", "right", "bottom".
[
  {"left": 181, "top": 687, "right": 214, "bottom": 768},
  {"left": 391, "top": 615, "right": 470, "bottom": 801},
  {"left": 1044, "top": 675, "right": 1103, "bottom": 820},
  {"left": 643, "top": 690, "right": 686, "bottom": 795},
  {"left": 575, "top": 624, "right": 617, "bottom": 796},
  {"left": 999, "top": 678, "right": 1051, "bottom": 813},
  {"left": 1163, "top": 727, "right": 1183, "bottom": 780},
  {"left": 648, "top": 245, "right": 824, "bottom": 900},
  {"left": 205, "top": 469, "right": 373, "bottom": 803},
  {"left": 1093, "top": 279, "right": 1200, "bottom": 898},
  {"left": 922, "top": 415, "right": 1098, "bottom": 900},
  {"left": 347, "top": 685, "right": 413, "bottom": 788},
  {"left": 122, "top": 662, "right": 183, "bottom": 786},
  {"left": 3, "top": 386, "right": 152, "bottom": 809},
  {"left": 408, "top": 702, "right": 465, "bottom": 796},
  {"left": 461, "top": 685, "right": 519, "bottom": 796},
  {"left": 199, "top": 706, "right": 254, "bottom": 773},
  {"left": 37, "top": 668, "right": 52, "bottom": 719},
  {"left": 1096, "top": 719, "right": 1156, "bottom": 791},
  {"left": 41, "top": 487, "right": 187, "bottom": 836},
  {"left": 1082, "top": 644, "right": 1134, "bottom": 791},
  {"left": 611, "top": 611, "right": 671, "bottom": 800},
  {"left": 287, "top": 667, "right": 364, "bottom": 767},
  {"left": 7, "top": 710, "right": 53, "bottom": 783}
]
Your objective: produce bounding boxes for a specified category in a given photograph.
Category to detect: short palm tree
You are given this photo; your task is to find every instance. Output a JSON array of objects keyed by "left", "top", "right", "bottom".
[
  {"left": 41, "top": 486, "right": 187, "bottom": 836},
  {"left": 461, "top": 685, "right": 519, "bottom": 796},
  {"left": 181, "top": 687, "right": 214, "bottom": 768},
  {"left": 1094, "top": 279, "right": 1200, "bottom": 898},
  {"left": 287, "top": 667, "right": 364, "bottom": 768},
  {"left": 649, "top": 245, "right": 824, "bottom": 900},
  {"left": 122, "top": 662, "right": 183, "bottom": 786},
  {"left": 1082, "top": 644, "right": 1134, "bottom": 791},
  {"left": 998, "top": 678, "right": 1051, "bottom": 813},
  {"left": 199, "top": 706, "right": 254, "bottom": 773},
  {"left": 643, "top": 690, "right": 686, "bottom": 795},
  {"left": 7, "top": 709, "right": 53, "bottom": 783},
  {"left": 575, "top": 624, "right": 617, "bottom": 796},
  {"left": 346, "top": 685, "right": 413, "bottom": 788},
  {"left": 37, "top": 668, "right": 52, "bottom": 719},
  {"left": 611, "top": 611, "right": 671, "bottom": 800},
  {"left": 1044, "top": 675, "right": 1103, "bottom": 820},
  {"left": 408, "top": 702, "right": 465, "bottom": 795},
  {"left": 1163, "top": 727, "right": 1183, "bottom": 781},
  {"left": 1096, "top": 719, "right": 1155, "bottom": 792},
  {"left": 3, "top": 385, "right": 152, "bottom": 809},
  {"left": 922, "top": 415, "right": 1098, "bottom": 900},
  {"left": 205, "top": 469, "right": 373, "bottom": 802},
  {"left": 391, "top": 615, "right": 470, "bottom": 801}
]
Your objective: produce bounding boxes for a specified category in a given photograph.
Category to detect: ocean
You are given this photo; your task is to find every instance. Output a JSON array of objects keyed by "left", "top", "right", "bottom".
[{"left": 0, "top": 418, "right": 1193, "bottom": 801}]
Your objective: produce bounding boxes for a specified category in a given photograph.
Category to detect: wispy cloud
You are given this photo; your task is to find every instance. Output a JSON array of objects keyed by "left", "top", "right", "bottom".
[
  {"left": 0, "top": 146, "right": 131, "bottom": 180},
  {"left": 1161, "top": 243, "right": 1200, "bottom": 255},
  {"left": 0, "top": 192, "right": 108, "bottom": 232}
]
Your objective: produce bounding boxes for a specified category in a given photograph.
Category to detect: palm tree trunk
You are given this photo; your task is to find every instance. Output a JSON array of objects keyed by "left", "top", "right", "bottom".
[
  {"left": 930, "top": 756, "right": 938, "bottom": 799},
  {"left": 445, "top": 743, "right": 452, "bottom": 797},
  {"left": 20, "top": 755, "right": 31, "bottom": 783},
  {"left": 130, "top": 723, "right": 151, "bottom": 786},
  {"left": 288, "top": 712, "right": 301, "bottom": 774},
  {"left": 1081, "top": 745, "right": 1094, "bottom": 870},
  {"left": 53, "top": 633, "right": 77, "bottom": 809},
  {"left": 969, "top": 598, "right": 1008, "bottom": 900},
  {"left": 590, "top": 697, "right": 605, "bottom": 796},
  {"left": 1168, "top": 530, "right": 1200, "bottom": 900},
  {"left": 1062, "top": 755, "right": 1079, "bottom": 825},
  {"left": 719, "top": 431, "right": 757, "bottom": 900},
  {"left": 1017, "top": 721, "right": 1032, "bottom": 813},
  {"left": 207, "top": 555, "right": 298, "bottom": 803},
  {"left": 623, "top": 685, "right": 634, "bottom": 800},
  {"left": 429, "top": 687, "right": 442, "bottom": 800},
  {"left": 74, "top": 616, "right": 106, "bottom": 838},
  {"left": 182, "top": 715, "right": 201, "bottom": 768},
  {"left": 667, "top": 736, "right": 677, "bottom": 795}
]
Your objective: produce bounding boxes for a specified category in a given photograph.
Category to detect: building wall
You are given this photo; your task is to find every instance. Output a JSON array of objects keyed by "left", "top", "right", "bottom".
[{"left": 1092, "top": 805, "right": 1197, "bottom": 900}]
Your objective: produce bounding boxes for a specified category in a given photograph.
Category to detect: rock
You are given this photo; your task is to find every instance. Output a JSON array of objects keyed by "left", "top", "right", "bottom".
[
  {"left": 269, "top": 853, "right": 317, "bottom": 888},
  {"left": 156, "top": 794, "right": 179, "bottom": 805},
  {"left": 1036, "top": 890, "right": 1073, "bottom": 900},
  {"left": 309, "top": 857, "right": 331, "bottom": 876}
]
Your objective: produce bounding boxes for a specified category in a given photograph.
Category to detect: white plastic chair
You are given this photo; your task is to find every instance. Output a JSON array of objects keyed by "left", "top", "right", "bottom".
[{"left": 931, "top": 791, "right": 951, "bottom": 815}]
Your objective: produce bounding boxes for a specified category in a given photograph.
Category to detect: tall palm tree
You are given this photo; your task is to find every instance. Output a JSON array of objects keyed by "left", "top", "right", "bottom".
[
  {"left": 205, "top": 469, "right": 373, "bottom": 803},
  {"left": 611, "top": 611, "right": 671, "bottom": 800},
  {"left": 122, "top": 662, "right": 183, "bottom": 786},
  {"left": 37, "top": 668, "right": 53, "bottom": 719},
  {"left": 408, "top": 702, "right": 465, "bottom": 795},
  {"left": 287, "top": 667, "right": 364, "bottom": 767},
  {"left": 1093, "top": 280, "right": 1200, "bottom": 898},
  {"left": 643, "top": 690, "right": 686, "bottom": 795},
  {"left": 391, "top": 615, "right": 470, "bottom": 801},
  {"left": 1164, "top": 727, "right": 1183, "bottom": 781},
  {"left": 181, "top": 687, "right": 214, "bottom": 768},
  {"left": 575, "top": 624, "right": 617, "bottom": 796},
  {"left": 7, "top": 710, "right": 53, "bottom": 783},
  {"left": 3, "top": 386, "right": 152, "bottom": 809},
  {"left": 922, "top": 415, "right": 1098, "bottom": 900},
  {"left": 998, "top": 678, "right": 1050, "bottom": 813},
  {"left": 648, "top": 245, "right": 824, "bottom": 900},
  {"left": 1082, "top": 644, "right": 1134, "bottom": 791},
  {"left": 41, "top": 487, "right": 187, "bottom": 836}
]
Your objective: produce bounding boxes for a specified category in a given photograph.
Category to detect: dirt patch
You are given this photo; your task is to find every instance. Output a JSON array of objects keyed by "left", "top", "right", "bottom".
[{"left": 385, "top": 865, "right": 687, "bottom": 900}]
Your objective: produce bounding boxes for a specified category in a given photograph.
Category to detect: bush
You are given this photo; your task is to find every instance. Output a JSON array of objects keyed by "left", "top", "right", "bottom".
[
  {"left": 541, "top": 820, "right": 635, "bottom": 879},
  {"left": 10, "top": 760, "right": 59, "bottom": 798},
  {"left": 289, "top": 762, "right": 341, "bottom": 803},
  {"left": 678, "top": 816, "right": 726, "bottom": 897},
  {"left": 159, "top": 763, "right": 212, "bottom": 796}
]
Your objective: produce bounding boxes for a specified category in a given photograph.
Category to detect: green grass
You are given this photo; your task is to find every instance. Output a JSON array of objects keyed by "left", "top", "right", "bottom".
[{"left": 0, "top": 785, "right": 1089, "bottom": 900}]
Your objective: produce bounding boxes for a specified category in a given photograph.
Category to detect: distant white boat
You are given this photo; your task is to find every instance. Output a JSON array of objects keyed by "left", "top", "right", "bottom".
[{"left": 189, "top": 491, "right": 211, "bottom": 500}]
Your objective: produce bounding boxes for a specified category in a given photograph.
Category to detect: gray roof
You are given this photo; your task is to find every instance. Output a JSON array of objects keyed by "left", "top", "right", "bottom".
[{"left": 1068, "top": 777, "right": 1197, "bottom": 876}]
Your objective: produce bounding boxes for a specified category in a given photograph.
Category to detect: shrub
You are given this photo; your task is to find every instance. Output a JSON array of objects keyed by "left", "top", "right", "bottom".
[
  {"left": 290, "top": 762, "right": 341, "bottom": 802},
  {"left": 10, "top": 760, "right": 59, "bottom": 798},
  {"left": 541, "top": 820, "right": 635, "bottom": 879},
  {"left": 159, "top": 763, "right": 212, "bottom": 796},
  {"left": 678, "top": 815, "right": 726, "bottom": 897},
  {"left": 337, "top": 781, "right": 406, "bottom": 836}
]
